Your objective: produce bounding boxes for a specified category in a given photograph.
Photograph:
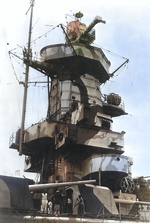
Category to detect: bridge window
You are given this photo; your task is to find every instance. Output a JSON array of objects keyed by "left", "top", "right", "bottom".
[{"left": 102, "top": 119, "right": 111, "bottom": 130}]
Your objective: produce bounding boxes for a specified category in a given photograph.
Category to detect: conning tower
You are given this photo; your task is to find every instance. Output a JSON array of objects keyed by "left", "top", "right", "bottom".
[{"left": 10, "top": 13, "right": 132, "bottom": 194}]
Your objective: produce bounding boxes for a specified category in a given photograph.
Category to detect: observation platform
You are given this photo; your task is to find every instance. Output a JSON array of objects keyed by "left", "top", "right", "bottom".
[{"left": 28, "top": 43, "right": 111, "bottom": 84}]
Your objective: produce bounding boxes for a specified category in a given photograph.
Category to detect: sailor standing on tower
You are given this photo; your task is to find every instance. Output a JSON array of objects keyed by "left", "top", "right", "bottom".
[
  {"left": 47, "top": 200, "right": 53, "bottom": 215},
  {"left": 41, "top": 192, "right": 48, "bottom": 213},
  {"left": 53, "top": 190, "right": 61, "bottom": 216},
  {"left": 75, "top": 195, "right": 85, "bottom": 216}
]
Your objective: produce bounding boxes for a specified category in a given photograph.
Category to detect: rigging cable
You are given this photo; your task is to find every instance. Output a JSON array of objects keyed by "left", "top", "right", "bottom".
[
  {"left": 9, "top": 24, "right": 61, "bottom": 63},
  {"left": 9, "top": 52, "right": 21, "bottom": 84},
  {"left": 93, "top": 42, "right": 128, "bottom": 60},
  {"left": 126, "top": 63, "right": 133, "bottom": 87},
  {"left": 30, "top": 24, "right": 60, "bottom": 46}
]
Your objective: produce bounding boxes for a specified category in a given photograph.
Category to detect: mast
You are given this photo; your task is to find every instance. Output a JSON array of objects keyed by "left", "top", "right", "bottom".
[{"left": 19, "top": 0, "right": 34, "bottom": 155}]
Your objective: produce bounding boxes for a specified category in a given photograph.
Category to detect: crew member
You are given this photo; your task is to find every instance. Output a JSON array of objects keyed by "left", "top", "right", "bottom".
[
  {"left": 54, "top": 190, "right": 61, "bottom": 216},
  {"left": 75, "top": 195, "right": 85, "bottom": 216},
  {"left": 47, "top": 200, "right": 53, "bottom": 215},
  {"left": 41, "top": 192, "right": 48, "bottom": 213}
]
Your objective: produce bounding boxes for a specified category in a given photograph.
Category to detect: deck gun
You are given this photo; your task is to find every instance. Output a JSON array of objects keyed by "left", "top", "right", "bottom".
[{"left": 29, "top": 180, "right": 96, "bottom": 192}]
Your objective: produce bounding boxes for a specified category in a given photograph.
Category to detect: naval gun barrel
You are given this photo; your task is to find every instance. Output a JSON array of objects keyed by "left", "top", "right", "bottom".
[
  {"left": 115, "top": 198, "right": 150, "bottom": 206},
  {"left": 83, "top": 16, "right": 106, "bottom": 36},
  {"left": 29, "top": 180, "right": 96, "bottom": 192}
]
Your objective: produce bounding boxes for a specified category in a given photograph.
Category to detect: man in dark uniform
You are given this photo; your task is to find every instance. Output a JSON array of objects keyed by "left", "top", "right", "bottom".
[
  {"left": 75, "top": 195, "right": 85, "bottom": 216},
  {"left": 53, "top": 190, "right": 61, "bottom": 216}
]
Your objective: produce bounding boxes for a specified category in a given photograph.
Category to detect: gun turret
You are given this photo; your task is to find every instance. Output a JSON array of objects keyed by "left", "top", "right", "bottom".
[
  {"left": 83, "top": 16, "right": 106, "bottom": 37},
  {"left": 66, "top": 14, "right": 105, "bottom": 45},
  {"left": 78, "top": 16, "right": 106, "bottom": 45}
]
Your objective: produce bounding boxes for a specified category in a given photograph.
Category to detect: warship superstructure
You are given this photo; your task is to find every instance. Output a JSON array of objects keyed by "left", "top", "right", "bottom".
[{"left": 2, "top": 2, "right": 150, "bottom": 222}]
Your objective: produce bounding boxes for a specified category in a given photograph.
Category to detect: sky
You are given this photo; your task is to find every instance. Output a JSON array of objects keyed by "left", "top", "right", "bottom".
[{"left": 0, "top": 0, "right": 150, "bottom": 180}]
